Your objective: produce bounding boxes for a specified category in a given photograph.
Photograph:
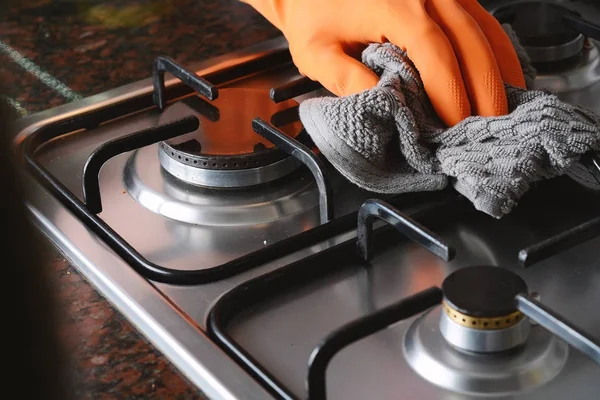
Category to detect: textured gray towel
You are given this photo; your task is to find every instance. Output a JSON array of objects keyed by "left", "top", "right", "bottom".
[{"left": 299, "top": 25, "right": 600, "bottom": 218}]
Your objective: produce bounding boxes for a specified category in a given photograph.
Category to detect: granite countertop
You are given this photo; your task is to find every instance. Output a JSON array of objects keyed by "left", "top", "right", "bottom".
[
  {"left": 0, "top": 1, "right": 280, "bottom": 398},
  {"left": 0, "top": 0, "right": 280, "bottom": 114}
]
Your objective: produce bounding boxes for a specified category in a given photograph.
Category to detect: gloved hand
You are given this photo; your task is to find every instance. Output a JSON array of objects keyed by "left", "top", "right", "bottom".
[{"left": 242, "top": 0, "right": 526, "bottom": 126}]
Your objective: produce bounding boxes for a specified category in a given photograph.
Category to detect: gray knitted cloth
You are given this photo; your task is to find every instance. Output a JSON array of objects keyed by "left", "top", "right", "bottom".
[{"left": 299, "top": 26, "right": 600, "bottom": 218}]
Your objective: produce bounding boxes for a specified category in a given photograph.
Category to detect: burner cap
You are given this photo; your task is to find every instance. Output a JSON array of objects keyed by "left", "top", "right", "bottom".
[{"left": 442, "top": 266, "right": 528, "bottom": 319}]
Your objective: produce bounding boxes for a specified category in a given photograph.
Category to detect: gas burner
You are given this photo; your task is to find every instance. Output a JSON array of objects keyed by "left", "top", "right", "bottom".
[
  {"left": 404, "top": 306, "right": 568, "bottom": 397},
  {"left": 404, "top": 266, "right": 568, "bottom": 397},
  {"left": 493, "top": 1, "right": 586, "bottom": 65},
  {"left": 157, "top": 87, "right": 305, "bottom": 188},
  {"left": 125, "top": 144, "right": 319, "bottom": 226},
  {"left": 488, "top": 1, "right": 600, "bottom": 114},
  {"left": 440, "top": 266, "right": 530, "bottom": 353}
]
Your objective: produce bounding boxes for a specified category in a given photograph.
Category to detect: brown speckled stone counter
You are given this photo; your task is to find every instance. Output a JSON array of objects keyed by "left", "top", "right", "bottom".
[
  {"left": 0, "top": 0, "right": 281, "bottom": 113},
  {"left": 50, "top": 253, "right": 206, "bottom": 399},
  {"left": 0, "top": 0, "right": 282, "bottom": 397}
]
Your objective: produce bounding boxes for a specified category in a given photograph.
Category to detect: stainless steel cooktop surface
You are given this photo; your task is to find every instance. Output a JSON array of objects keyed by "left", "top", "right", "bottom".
[{"left": 13, "top": 1, "right": 600, "bottom": 399}]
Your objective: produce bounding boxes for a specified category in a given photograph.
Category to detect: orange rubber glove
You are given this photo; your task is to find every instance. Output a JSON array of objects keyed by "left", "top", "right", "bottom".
[{"left": 242, "top": 0, "right": 526, "bottom": 126}]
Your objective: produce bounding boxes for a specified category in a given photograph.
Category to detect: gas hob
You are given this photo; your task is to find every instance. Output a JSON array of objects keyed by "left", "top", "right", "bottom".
[{"left": 13, "top": 1, "right": 600, "bottom": 399}]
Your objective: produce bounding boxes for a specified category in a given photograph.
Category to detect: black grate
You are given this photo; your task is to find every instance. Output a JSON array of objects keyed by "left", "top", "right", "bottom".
[
  {"left": 22, "top": 55, "right": 422, "bottom": 285},
  {"left": 270, "top": 76, "right": 323, "bottom": 103},
  {"left": 208, "top": 198, "right": 600, "bottom": 400},
  {"left": 207, "top": 199, "right": 457, "bottom": 400},
  {"left": 519, "top": 215, "right": 600, "bottom": 267}
]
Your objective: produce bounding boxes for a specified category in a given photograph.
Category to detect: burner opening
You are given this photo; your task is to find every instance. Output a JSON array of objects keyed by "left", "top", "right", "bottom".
[
  {"left": 493, "top": 1, "right": 585, "bottom": 64},
  {"left": 157, "top": 87, "right": 307, "bottom": 188}
]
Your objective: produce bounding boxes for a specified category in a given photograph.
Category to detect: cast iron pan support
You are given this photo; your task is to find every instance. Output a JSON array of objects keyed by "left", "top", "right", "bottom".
[
  {"left": 518, "top": 154, "right": 600, "bottom": 268},
  {"left": 305, "top": 284, "right": 600, "bottom": 400},
  {"left": 563, "top": 13, "right": 600, "bottom": 42},
  {"left": 87, "top": 56, "right": 217, "bottom": 213},
  {"left": 517, "top": 155, "right": 600, "bottom": 268},
  {"left": 518, "top": 215, "right": 600, "bottom": 267},
  {"left": 252, "top": 117, "right": 333, "bottom": 224},
  {"left": 82, "top": 116, "right": 200, "bottom": 214},
  {"left": 357, "top": 199, "right": 455, "bottom": 262},
  {"left": 270, "top": 76, "right": 323, "bottom": 103},
  {"left": 25, "top": 105, "right": 360, "bottom": 284},
  {"left": 27, "top": 50, "right": 387, "bottom": 285},
  {"left": 208, "top": 199, "right": 600, "bottom": 399},
  {"left": 306, "top": 199, "right": 454, "bottom": 400},
  {"left": 306, "top": 287, "right": 442, "bottom": 400},
  {"left": 516, "top": 293, "right": 600, "bottom": 365},
  {"left": 153, "top": 56, "right": 332, "bottom": 223},
  {"left": 307, "top": 252, "right": 600, "bottom": 400},
  {"left": 153, "top": 56, "right": 219, "bottom": 110}
]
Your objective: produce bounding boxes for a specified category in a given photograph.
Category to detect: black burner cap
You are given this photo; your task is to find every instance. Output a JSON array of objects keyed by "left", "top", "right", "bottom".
[{"left": 442, "top": 266, "right": 528, "bottom": 318}]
